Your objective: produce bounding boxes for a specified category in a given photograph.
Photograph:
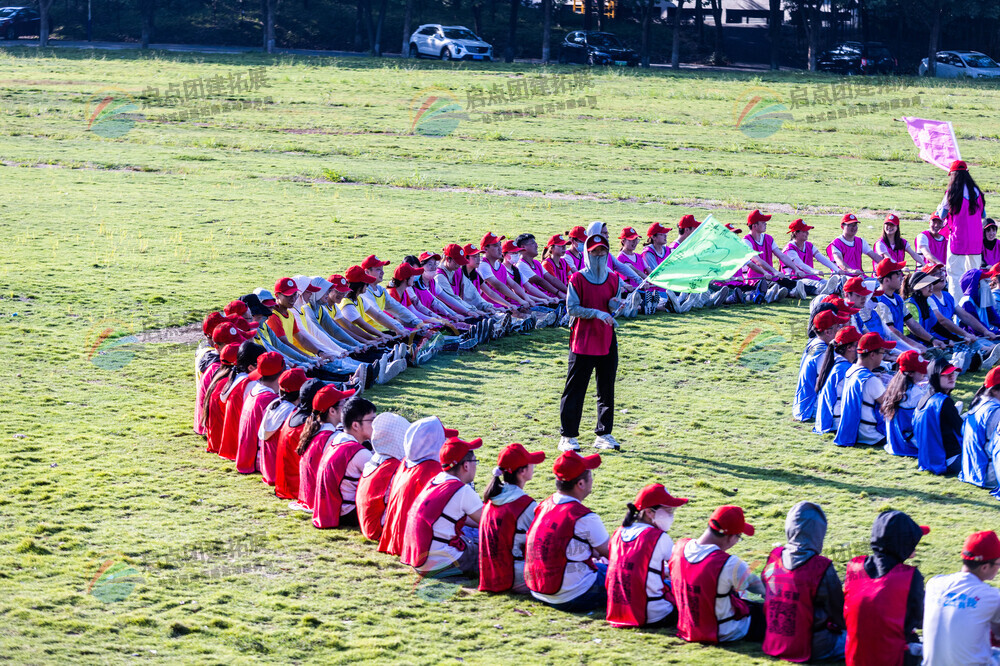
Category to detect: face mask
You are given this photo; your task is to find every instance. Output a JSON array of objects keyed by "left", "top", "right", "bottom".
[
  {"left": 584, "top": 250, "right": 609, "bottom": 280},
  {"left": 652, "top": 508, "right": 674, "bottom": 532},
  {"left": 574, "top": 242, "right": 584, "bottom": 254}
]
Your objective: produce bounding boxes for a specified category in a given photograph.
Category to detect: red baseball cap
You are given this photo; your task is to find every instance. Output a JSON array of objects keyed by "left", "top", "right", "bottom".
[
  {"left": 634, "top": 483, "right": 688, "bottom": 511},
  {"left": 963, "top": 530, "right": 1000, "bottom": 561},
  {"left": 843, "top": 277, "right": 873, "bottom": 296},
  {"left": 248, "top": 351, "right": 285, "bottom": 381},
  {"left": 725, "top": 222, "right": 743, "bottom": 235},
  {"left": 553, "top": 450, "right": 601, "bottom": 481},
  {"left": 344, "top": 265, "right": 377, "bottom": 284},
  {"left": 585, "top": 235, "right": 610, "bottom": 252},
  {"left": 950, "top": 160, "right": 968, "bottom": 172},
  {"left": 497, "top": 443, "right": 546, "bottom": 473},
  {"left": 312, "top": 384, "right": 356, "bottom": 413},
  {"left": 567, "top": 226, "right": 587, "bottom": 242},
  {"left": 709, "top": 505, "right": 754, "bottom": 536},
  {"left": 787, "top": 219, "right": 813, "bottom": 234},
  {"left": 220, "top": 343, "right": 240, "bottom": 365},
  {"left": 328, "top": 274, "right": 351, "bottom": 293},
  {"left": 480, "top": 232, "right": 503, "bottom": 248},
  {"left": 418, "top": 251, "right": 442, "bottom": 263},
  {"left": 443, "top": 427, "right": 459, "bottom": 438},
  {"left": 212, "top": 323, "right": 247, "bottom": 346},
  {"left": 440, "top": 436, "right": 483, "bottom": 469},
  {"left": 986, "top": 367, "right": 1000, "bottom": 389},
  {"left": 225, "top": 300, "right": 248, "bottom": 317},
  {"left": 940, "top": 363, "right": 960, "bottom": 376},
  {"left": 304, "top": 280, "right": 322, "bottom": 294},
  {"left": 875, "top": 258, "right": 907, "bottom": 279},
  {"left": 747, "top": 209, "right": 771, "bottom": 226},
  {"left": 278, "top": 367, "right": 307, "bottom": 393},
  {"left": 619, "top": 226, "right": 640, "bottom": 240},
  {"left": 501, "top": 240, "right": 521, "bottom": 255},
  {"left": 842, "top": 213, "right": 859, "bottom": 226},
  {"left": 361, "top": 254, "right": 392, "bottom": 270},
  {"left": 546, "top": 234, "right": 569, "bottom": 247},
  {"left": 921, "top": 262, "right": 945, "bottom": 274},
  {"left": 647, "top": 222, "right": 672, "bottom": 237},
  {"left": 678, "top": 214, "right": 700, "bottom": 230},
  {"left": 443, "top": 243, "right": 469, "bottom": 265},
  {"left": 825, "top": 297, "right": 861, "bottom": 315},
  {"left": 203, "top": 311, "right": 226, "bottom": 337},
  {"left": 857, "top": 332, "right": 897, "bottom": 354},
  {"left": 930, "top": 214, "right": 944, "bottom": 223},
  {"left": 813, "top": 309, "right": 849, "bottom": 332},
  {"left": 392, "top": 262, "right": 422, "bottom": 282},
  {"left": 833, "top": 325, "right": 862, "bottom": 345},
  {"left": 463, "top": 243, "right": 482, "bottom": 256},
  {"left": 885, "top": 214, "right": 901, "bottom": 226},
  {"left": 227, "top": 315, "right": 258, "bottom": 333},
  {"left": 897, "top": 350, "right": 929, "bottom": 374},
  {"left": 274, "top": 277, "right": 298, "bottom": 297}
]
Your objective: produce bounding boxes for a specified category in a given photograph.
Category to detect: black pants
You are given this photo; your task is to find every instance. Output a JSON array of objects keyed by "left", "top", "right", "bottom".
[
  {"left": 742, "top": 600, "right": 767, "bottom": 642},
  {"left": 559, "top": 336, "right": 618, "bottom": 438}
]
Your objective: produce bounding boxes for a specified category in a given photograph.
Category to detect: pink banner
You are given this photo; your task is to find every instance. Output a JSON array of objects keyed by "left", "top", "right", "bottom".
[{"left": 902, "top": 117, "right": 961, "bottom": 171}]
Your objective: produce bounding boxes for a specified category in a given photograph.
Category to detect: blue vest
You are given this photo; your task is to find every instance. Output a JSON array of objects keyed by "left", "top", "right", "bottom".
[
  {"left": 959, "top": 398, "right": 1000, "bottom": 489},
  {"left": 852, "top": 310, "right": 888, "bottom": 338},
  {"left": 913, "top": 392, "right": 949, "bottom": 475},
  {"left": 907, "top": 296, "right": 946, "bottom": 342},
  {"left": 814, "top": 358, "right": 851, "bottom": 434},
  {"left": 834, "top": 365, "right": 884, "bottom": 447},
  {"left": 793, "top": 338, "right": 828, "bottom": 422},
  {"left": 884, "top": 383, "right": 923, "bottom": 457},
  {"left": 876, "top": 293, "right": 907, "bottom": 332},
  {"left": 930, "top": 291, "right": 956, "bottom": 321}
]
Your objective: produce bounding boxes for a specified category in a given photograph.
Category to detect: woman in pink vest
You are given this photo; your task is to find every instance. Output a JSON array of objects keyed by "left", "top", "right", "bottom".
[
  {"left": 875, "top": 214, "right": 924, "bottom": 268},
  {"left": 258, "top": 368, "right": 306, "bottom": 488},
  {"left": 606, "top": 483, "right": 688, "bottom": 628},
  {"left": 564, "top": 226, "right": 587, "bottom": 272},
  {"left": 295, "top": 384, "right": 355, "bottom": 511},
  {"left": 541, "top": 234, "right": 574, "bottom": 288},
  {"left": 844, "top": 510, "right": 928, "bottom": 666},
  {"left": 312, "top": 396, "right": 373, "bottom": 529},
  {"left": 983, "top": 219, "right": 1000, "bottom": 268},
  {"left": 194, "top": 312, "right": 226, "bottom": 435},
  {"left": 762, "top": 502, "right": 846, "bottom": 662},
  {"left": 615, "top": 226, "right": 648, "bottom": 291},
  {"left": 939, "top": 160, "right": 987, "bottom": 300},
  {"left": 235, "top": 351, "right": 285, "bottom": 475},
  {"left": 478, "top": 443, "right": 545, "bottom": 594}
]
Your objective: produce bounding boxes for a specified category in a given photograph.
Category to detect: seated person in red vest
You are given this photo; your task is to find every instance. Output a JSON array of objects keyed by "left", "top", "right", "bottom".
[
  {"left": 236, "top": 351, "right": 285, "bottom": 475},
  {"left": 296, "top": 384, "right": 355, "bottom": 512},
  {"left": 844, "top": 510, "right": 929, "bottom": 666},
  {"left": 606, "top": 483, "right": 688, "bottom": 628},
  {"left": 258, "top": 367, "right": 306, "bottom": 488},
  {"left": 313, "top": 396, "right": 375, "bottom": 529},
  {"left": 401, "top": 436, "right": 484, "bottom": 578},
  {"left": 274, "top": 378, "right": 324, "bottom": 508},
  {"left": 357, "top": 412, "right": 410, "bottom": 542},
  {"left": 525, "top": 451, "right": 610, "bottom": 613},
  {"left": 668, "top": 505, "right": 766, "bottom": 643},
  {"left": 479, "top": 443, "right": 546, "bottom": 594},
  {"left": 762, "top": 501, "right": 846, "bottom": 663},
  {"left": 922, "top": 530, "right": 1000, "bottom": 666}
]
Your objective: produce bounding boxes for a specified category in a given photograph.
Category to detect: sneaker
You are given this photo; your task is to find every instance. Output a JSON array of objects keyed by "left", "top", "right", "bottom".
[
  {"left": 594, "top": 434, "right": 621, "bottom": 450},
  {"left": 731, "top": 288, "right": 746, "bottom": 305},
  {"left": 558, "top": 436, "right": 580, "bottom": 452},
  {"left": 376, "top": 352, "right": 389, "bottom": 383},
  {"left": 352, "top": 363, "right": 368, "bottom": 395},
  {"left": 710, "top": 286, "right": 730, "bottom": 307},
  {"left": 791, "top": 281, "right": 808, "bottom": 300},
  {"left": 665, "top": 290, "right": 681, "bottom": 313},
  {"left": 982, "top": 344, "right": 1000, "bottom": 370},
  {"left": 458, "top": 332, "right": 478, "bottom": 351},
  {"left": 538, "top": 310, "right": 557, "bottom": 328},
  {"left": 382, "top": 358, "right": 407, "bottom": 382},
  {"left": 768, "top": 286, "right": 788, "bottom": 303},
  {"left": 675, "top": 292, "right": 694, "bottom": 313},
  {"left": 288, "top": 500, "right": 312, "bottom": 512},
  {"left": 754, "top": 279, "right": 772, "bottom": 296},
  {"left": 688, "top": 292, "right": 706, "bottom": 309}
]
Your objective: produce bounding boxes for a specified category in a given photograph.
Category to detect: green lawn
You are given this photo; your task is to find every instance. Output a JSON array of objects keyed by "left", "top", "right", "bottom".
[{"left": 1, "top": 48, "right": 998, "bottom": 664}]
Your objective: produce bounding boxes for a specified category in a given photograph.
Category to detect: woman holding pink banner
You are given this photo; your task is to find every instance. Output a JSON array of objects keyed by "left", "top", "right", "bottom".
[{"left": 938, "top": 160, "right": 987, "bottom": 300}]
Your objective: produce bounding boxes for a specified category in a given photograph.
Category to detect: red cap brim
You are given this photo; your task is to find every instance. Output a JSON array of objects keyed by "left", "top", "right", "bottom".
[
  {"left": 940, "top": 365, "right": 959, "bottom": 375},
  {"left": 443, "top": 427, "right": 459, "bottom": 438},
  {"left": 920, "top": 525, "right": 931, "bottom": 535},
  {"left": 742, "top": 522, "right": 755, "bottom": 536}
]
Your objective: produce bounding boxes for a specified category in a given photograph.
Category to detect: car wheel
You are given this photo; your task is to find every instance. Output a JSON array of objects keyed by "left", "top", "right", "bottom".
[
  {"left": 409, "top": 44, "right": 419, "bottom": 59},
  {"left": 441, "top": 47, "right": 452, "bottom": 61}
]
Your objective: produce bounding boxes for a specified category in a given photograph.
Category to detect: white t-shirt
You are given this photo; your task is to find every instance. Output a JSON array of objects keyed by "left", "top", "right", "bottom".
[
  {"left": 514, "top": 259, "right": 539, "bottom": 286},
  {"left": 830, "top": 236, "right": 872, "bottom": 264},
  {"left": 330, "top": 432, "right": 371, "bottom": 514},
  {"left": 923, "top": 571, "right": 1000, "bottom": 666},
  {"left": 682, "top": 540, "right": 759, "bottom": 642},
  {"left": 529, "top": 493, "right": 610, "bottom": 605},
  {"left": 338, "top": 301, "right": 362, "bottom": 323},
  {"left": 875, "top": 238, "right": 915, "bottom": 260},
  {"left": 916, "top": 231, "right": 946, "bottom": 257},
  {"left": 477, "top": 260, "right": 505, "bottom": 283},
  {"left": 416, "top": 472, "right": 483, "bottom": 574},
  {"left": 859, "top": 373, "right": 887, "bottom": 445},
  {"left": 617, "top": 523, "right": 675, "bottom": 623}
]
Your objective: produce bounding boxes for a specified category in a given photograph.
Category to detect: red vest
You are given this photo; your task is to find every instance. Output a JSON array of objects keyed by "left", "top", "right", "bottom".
[
  {"left": 236, "top": 389, "right": 277, "bottom": 475},
  {"left": 761, "top": 546, "right": 833, "bottom": 663},
  {"left": 258, "top": 417, "right": 283, "bottom": 488},
  {"left": 378, "top": 460, "right": 443, "bottom": 556},
  {"left": 524, "top": 497, "right": 596, "bottom": 595},
  {"left": 218, "top": 376, "right": 250, "bottom": 461},
  {"left": 312, "top": 439, "right": 365, "bottom": 529},
  {"left": 273, "top": 420, "right": 304, "bottom": 500},
  {"left": 478, "top": 494, "right": 535, "bottom": 593},
  {"left": 297, "top": 429, "right": 333, "bottom": 510},
  {"left": 568, "top": 272, "right": 619, "bottom": 356},
  {"left": 606, "top": 525, "right": 667, "bottom": 627},
  {"left": 356, "top": 458, "right": 401, "bottom": 541},
  {"left": 668, "top": 538, "right": 750, "bottom": 644},
  {"left": 844, "top": 557, "right": 914, "bottom": 666},
  {"left": 205, "top": 376, "right": 228, "bottom": 454},
  {"left": 401, "top": 477, "right": 466, "bottom": 568},
  {"left": 195, "top": 360, "right": 220, "bottom": 436}
]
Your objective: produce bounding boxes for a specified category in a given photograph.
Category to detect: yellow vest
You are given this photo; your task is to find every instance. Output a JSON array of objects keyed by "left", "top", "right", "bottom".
[{"left": 341, "top": 295, "right": 387, "bottom": 332}]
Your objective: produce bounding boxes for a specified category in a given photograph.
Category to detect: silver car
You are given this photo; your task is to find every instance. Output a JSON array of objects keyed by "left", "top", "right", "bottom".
[
  {"left": 408, "top": 24, "right": 493, "bottom": 61},
  {"left": 919, "top": 51, "right": 1000, "bottom": 79}
]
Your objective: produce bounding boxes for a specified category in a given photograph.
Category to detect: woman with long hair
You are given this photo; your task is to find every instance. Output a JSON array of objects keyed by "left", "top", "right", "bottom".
[
  {"left": 938, "top": 160, "right": 987, "bottom": 298},
  {"left": 202, "top": 341, "right": 241, "bottom": 454},
  {"left": 874, "top": 214, "right": 923, "bottom": 266},
  {"left": 274, "top": 378, "right": 326, "bottom": 506},
  {"left": 983, "top": 219, "right": 1000, "bottom": 268},
  {"left": 296, "top": 384, "right": 355, "bottom": 511},
  {"left": 814, "top": 326, "right": 861, "bottom": 434},
  {"left": 880, "top": 351, "right": 929, "bottom": 457},
  {"left": 912, "top": 358, "right": 964, "bottom": 476},
  {"left": 218, "top": 340, "right": 265, "bottom": 461}
]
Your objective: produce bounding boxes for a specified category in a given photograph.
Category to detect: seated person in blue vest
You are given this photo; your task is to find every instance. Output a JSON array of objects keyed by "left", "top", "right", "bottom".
[
  {"left": 913, "top": 358, "right": 964, "bottom": 477},
  {"left": 958, "top": 267, "right": 1000, "bottom": 346},
  {"left": 761, "top": 502, "right": 846, "bottom": 663},
  {"left": 400, "top": 435, "right": 484, "bottom": 579},
  {"left": 478, "top": 443, "right": 545, "bottom": 595},
  {"left": 922, "top": 530, "right": 1000, "bottom": 666},
  {"left": 741, "top": 209, "right": 814, "bottom": 301},
  {"left": 815, "top": 325, "right": 862, "bottom": 434},
  {"left": 834, "top": 332, "right": 896, "bottom": 447},
  {"left": 880, "top": 351, "right": 930, "bottom": 458},
  {"left": 873, "top": 258, "right": 945, "bottom": 354},
  {"left": 844, "top": 510, "right": 929, "bottom": 666},
  {"left": 960, "top": 367, "right": 1000, "bottom": 495},
  {"left": 827, "top": 213, "right": 883, "bottom": 277},
  {"left": 934, "top": 269, "right": 1000, "bottom": 370},
  {"left": 524, "top": 451, "right": 610, "bottom": 613},
  {"left": 842, "top": 276, "right": 910, "bottom": 355},
  {"left": 668, "top": 505, "right": 766, "bottom": 644},
  {"left": 605, "top": 483, "right": 688, "bottom": 628},
  {"left": 794, "top": 309, "right": 849, "bottom": 422},
  {"left": 905, "top": 270, "right": 976, "bottom": 373}
]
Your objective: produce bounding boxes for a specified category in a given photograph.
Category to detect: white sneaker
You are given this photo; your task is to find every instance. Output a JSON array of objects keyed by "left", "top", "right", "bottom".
[
  {"left": 381, "top": 358, "right": 407, "bottom": 383},
  {"left": 675, "top": 293, "right": 693, "bottom": 313},
  {"left": 791, "top": 281, "right": 808, "bottom": 300},
  {"left": 594, "top": 434, "right": 621, "bottom": 450},
  {"left": 558, "top": 436, "right": 580, "bottom": 452},
  {"left": 765, "top": 284, "right": 778, "bottom": 302},
  {"left": 981, "top": 344, "right": 1000, "bottom": 370},
  {"left": 710, "top": 286, "right": 730, "bottom": 307},
  {"left": 352, "top": 363, "right": 368, "bottom": 395},
  {"left": 665, "top": 290, "right": 681, "bottom": 313}
]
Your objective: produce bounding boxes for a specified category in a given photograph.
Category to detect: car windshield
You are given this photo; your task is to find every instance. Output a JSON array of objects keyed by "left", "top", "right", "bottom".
[
  {"left": 962, "top": 53, "right": 999, "bottom": 68},
  {"left": 0, "top": 8, "right": 18, "bottom": 17},
  {"left": 587, "top": 33, "right": 622, "bottom": 48},
  {"left": 444, "top": 28, "right": 478, "bottom": 41}
]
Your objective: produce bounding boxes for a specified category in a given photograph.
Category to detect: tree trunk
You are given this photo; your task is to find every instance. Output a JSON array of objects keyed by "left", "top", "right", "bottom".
[
  {"left": 583, "top": 0, "right": 592, "bottom": 31},
  {"left": 708, "top": 0, "right": 724, "bottom": 63},
  {"left": 355, "top": 0, "right": 366, "bottom": 50},
  {"left": 139, "top": 0, "right": 155, "bottom": 48},
  {"left": 263, "top": 0, "right": 276, "bottom": 53},
  {"left": 39, "top": 0, "right": 54, "bottom": 46},
  {"left": 472, "top": 3, "right": 483, "bottom": 37},
  {"left": 926, "top": 0, "right": 942, "bottom": 77},
  {"left": 695, "top": 0, "right": 704, "bottom": 48},
  {"left": 768, "top": 0, "right": 780, "bottom": 69},
  {"left": 401, "top": 0, "right": 414, "bottom": 56},
  {"left": 504, "top": 0, "right": 518, "bottom": 62},
  {"left": 372, "top": 0, "right": 388, "bottom": 56},
  {"left": 541, "top": 0, "right": 552, "bottom": 62},
  {"left": 364, "top": 0, "right": 377, "bottom": 54},
  {"left": 858, "top": 0, "right": 868, "bottom": 44},
  {"left": 670, "top": 0, "right": 685, "bottom": 70},
  {"left": 805, "top": 1, "right": 820, "bottom": 71},
  {"left": 596, "top": 0, "right": 603, "bottom": 30}
]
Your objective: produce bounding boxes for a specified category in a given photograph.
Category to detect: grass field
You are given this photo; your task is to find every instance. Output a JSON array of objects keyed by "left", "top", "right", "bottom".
[{"left": 1, "top": 47, "right": 999, "bottom": 664}]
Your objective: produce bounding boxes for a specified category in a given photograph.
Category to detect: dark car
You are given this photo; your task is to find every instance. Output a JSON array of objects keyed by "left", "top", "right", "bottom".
[
  {"left": 817, "top": 41, "right": 897, "bottom": 75},
  {"left": 0, "top": 6, "right": 40, "bottom": 40},
  {"left": 559, "top": 31, "right": 638, "bottom": 67}
]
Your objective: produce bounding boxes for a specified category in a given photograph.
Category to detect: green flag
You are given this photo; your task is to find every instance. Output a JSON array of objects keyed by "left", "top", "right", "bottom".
[{"left": 646, "top": 215, "right": 759, "bottom": 293}]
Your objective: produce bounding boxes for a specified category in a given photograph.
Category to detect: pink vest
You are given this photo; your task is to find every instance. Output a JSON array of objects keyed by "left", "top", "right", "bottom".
[
  {"left": 567, "top": 251, "right": 584, "bottom": 271},
  {"left": 783, "top": 241, "right": 818, "bottom": 278},
  {"left": 195, "top": 360, "right": 220, "bottom": 436},
  {"left": 744, "top": 233, "right": 775, "bottom": 279},
  {"left": 919, "top": 230, "right": 949, "bottom": 263},
  {"left": 615, "top": 252, "right": 645, "bottom": 289},
  {"left": 543, "top": 256, "right": 572, "bottom": 286},
  {"left": 641, "top": 245, "right": 670, "bottom": 270},
  {"left": 827, "top": 237, "right": 864, "bottom": 273},
  {"left": 297, "top": 429, "right": 333, "bottom": 509},
  {"left": 312, "top": 438, "right": 365, "bottom": 529},
  {"left": 984, "top": 242, "right": 1000, "bottom": 267},
  {"left": 413, "top": 279, "right": 436, "bottom": 309},
  {"left": 946, "top": 192, "right": 985, "bottom": 256},
  {"left": 236, "top": 388, "right": 277, "bottom": 474}
]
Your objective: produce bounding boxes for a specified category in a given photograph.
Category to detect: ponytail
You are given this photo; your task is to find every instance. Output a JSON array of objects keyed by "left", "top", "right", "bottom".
[
  {"left": 621, "top": 502, "right": 641, "bottom": 528},
  {"left": 296, "top": 411, "right": 324, "bottom": 456},
  {"left": 880, "top": 371, "right": 916, "bottom": 421},
  {"left": 814, "top": 345, "right": 838, "bottom": 393},
  {"left": 541, "top": 245, "right": 554, "bottom": 262},
  {"left": 481, "top": 466, "right": 523, "bottom": 503},
  {"left": 200, "top": 364, "right": 235, "bottom": 428}
]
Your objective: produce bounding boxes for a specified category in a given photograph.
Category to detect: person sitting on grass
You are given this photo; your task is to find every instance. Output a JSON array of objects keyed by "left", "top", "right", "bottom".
[
  {"left": 219, "top": 340, "right": 265, "bottom": 462},
  {"left": 668, "top": 505, "right": 766, "bottom": 644},
  {"left": 834, "top": 332, "right": 896, "bottom": 448},
  {"left": 930, "top": 268, "right": 1000, "bottom": 369},
  {"left": 874, "top": 259, "right": 944, "bottom": 355},
  {"left": 880, "top": 351, "right": 929, "bottom": 458},
  {"left": 794, "top": 310, "right": 848, "bottom": 422},
  {"left": 362, "top": 254, "right": 426, "bottom": 333},
  {"left": 402, "top": 436, "right": 484, "bottom": 579},
  {"left": 258, "top": 367, "right": 305, "bottom": 488},
  {"left": 525, "top": 451, "right": 609, "bottom": 613},
  {"left": 313, "top": 396, "right": 374, "bottom": 529},
  {"left": 957, "top": 268, "right": 1000, "bottom": 348},
  {"left": 782, "top": 218, "right": 844, "bottom": 294},
  {"left": 564, "top": 226, "right": 588, "bottom": 271},
  {"left": 515, "top": 233, "right": 567, "bottom": 298},
  {"left": 274, "top": 378, "right": 324, "bottom": 507},
  {"left": 741, "top": 209, "right": 806, "bottom": 301},
  {"left": 828, "top": 213, "right": 883, "bottom": 276},
  {"left": 236, "top": 351, "right": 285, "bottom": 475},
  {"left": 844, "top": 510, "right": 929, "bottom": 666},
  {"left": 960, "top": 368, "right": 1000, "bottom": 494},
  {"left": 477, "top": 232, "right": 532, "bottom": 309},
  {"left": 501, "top": 239, "right": 551, "bottom": 309},
  {"left": 435, "top": 243, "right": 500, "bottom": 319},
  {"left": 905, "top": 271, "right": 977, "bottom": 371},
  {"left": 916, "top": 214, "right": 949, "bottom": 267},
  {"left": 541, "top": 234, "right": 575, "bottom": 290},
  {"left": 913, "top": 359, "right": 964, "bottom": 477},
  {"left": 296, "top": 384, "right": 354, "bottom": 513},
  {"left": 357, "top": 412, "right": 409, "bottom": 543},
  {"left": 875, "top": 214, "right": 925, "bottom": 267},
  {"left": 762, "top": 502, "right": 846, "bottom": 663},
  {"left": 814, "top": 325, "right": 862, "bottom": 435},
  {"left": 202, "top": 340, "right": 241, "bottom": 455},
  {"left": 606, "top": 483, "right": 688, "bottom": 628},
  {"left": 984, "top": 219, "right": 1000, "bottom": 268},
  {"left": 478, "top": 443, "right": 545, "bottom": 595},
  {"left": 922, "top": 530, "right": 1000, "bottom": 666},
  {"left": 194, "top": 312, "right": 226, "bottom": 436}
]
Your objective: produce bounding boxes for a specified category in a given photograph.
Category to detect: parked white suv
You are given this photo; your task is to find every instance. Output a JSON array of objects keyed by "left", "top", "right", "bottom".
[
  {"left": 408, "top": 24, "right": 493, "bottom": 61},
  {"left": 919, "top": 51, "right": 1000, "bottom": 79}
]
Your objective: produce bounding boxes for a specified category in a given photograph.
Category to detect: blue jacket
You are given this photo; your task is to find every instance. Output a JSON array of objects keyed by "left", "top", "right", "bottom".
[
  {"left": 914, "top": 393, "right": 952, "bottom": 475},
  {"left": 884, "top": 383, "right": 924, "bottom": 457}
]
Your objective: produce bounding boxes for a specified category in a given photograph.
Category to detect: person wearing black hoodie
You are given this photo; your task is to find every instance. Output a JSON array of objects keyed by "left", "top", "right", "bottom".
[{"left": 844, "top": 510, "right": 928, "bottom": 666}]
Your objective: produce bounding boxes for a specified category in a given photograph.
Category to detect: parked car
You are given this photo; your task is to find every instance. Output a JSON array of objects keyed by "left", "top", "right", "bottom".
[
  {"left": 0, "top": 6, "right": 40, "bottom": 40},
  {"left": 816, "top": 41, "right": 897, "bottom": 75},
  {"left": 558, "top": 31, "right": 638, "bottom": 67},
  {"left": 408, "top": 24, "right": 492, "bottom": 61},
  {"left": 919, "top": 51, "right": 1000, "bottom": 79}
]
